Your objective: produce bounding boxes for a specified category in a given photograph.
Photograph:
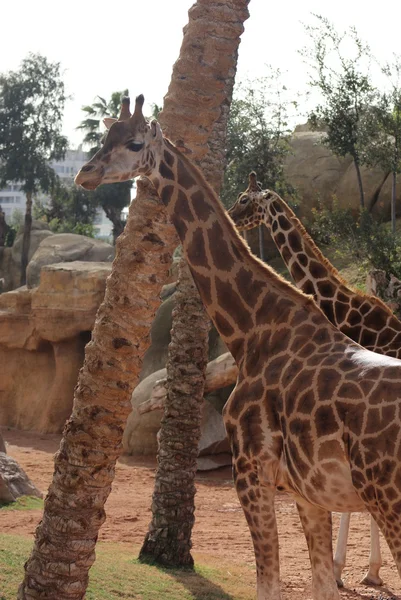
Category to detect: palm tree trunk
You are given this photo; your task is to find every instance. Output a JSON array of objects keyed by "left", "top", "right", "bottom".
[
  {"left": 20, "top": 191, "right": 33, "bottom": 286},
  {"left": 140, "top": 0, "right": 250, "bottom": 567},
  {"left": 139, "top": 258, "right": 209, "bottom": 566},
  {"left": 18, "top": 178, "right": 178, "bottom": 600}
]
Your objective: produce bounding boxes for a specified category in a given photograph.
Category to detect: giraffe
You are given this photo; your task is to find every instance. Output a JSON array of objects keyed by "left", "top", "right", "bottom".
[
  {"left": 75, "top": 95, "right": 401, "bottom": 600},
  {"left": 228, "top": 172, "right": 401, "bottom": 586}
]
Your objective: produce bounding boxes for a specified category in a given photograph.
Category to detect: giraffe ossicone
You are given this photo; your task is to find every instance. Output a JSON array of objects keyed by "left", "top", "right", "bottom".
[{"left": 76, "top": 96, "right": 401, "bottom": 600}]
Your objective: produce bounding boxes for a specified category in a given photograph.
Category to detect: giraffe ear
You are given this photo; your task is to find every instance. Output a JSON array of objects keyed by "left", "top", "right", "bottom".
[
  {"left": 103, "top": 117, "right": 117, "bottom": 130},
  {"left": 150, "top": 119, "right": 163, "bottom": 140}
]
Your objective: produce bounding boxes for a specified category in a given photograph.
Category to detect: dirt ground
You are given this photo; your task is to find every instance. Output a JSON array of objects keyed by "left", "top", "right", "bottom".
[{"left": 1, "top": 427, "right": 400, "bottom": 599}]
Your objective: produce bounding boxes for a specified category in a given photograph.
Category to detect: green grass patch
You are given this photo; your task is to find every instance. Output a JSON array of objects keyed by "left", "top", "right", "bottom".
[
  {"left": 0, "top": 495, "right": 44, "bottom": 511},
  {"left": 0, "top": 534, "right": 255, "bottom": 600}
]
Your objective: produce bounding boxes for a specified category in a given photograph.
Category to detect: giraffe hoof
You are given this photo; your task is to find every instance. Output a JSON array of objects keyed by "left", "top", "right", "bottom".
[
  {"left": 336, "top": 578, "right": 344, "bottom": 588},
  {"left": 360, "top": 575, "right": 383, "bottom": 586}
]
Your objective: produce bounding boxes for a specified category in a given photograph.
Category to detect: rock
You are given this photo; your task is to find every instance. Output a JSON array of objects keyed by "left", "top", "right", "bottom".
[
  {"left": 123, "top": 370, "right": 166, "bottom": 456},
  {"left": 284, "top": 124, "right": 401, "bottom": 218},
  {"left": 0, "top": 452, "right": 42, "bottom": 504},
  {"left": 284, "top": 131, "right": 352, "bottom": 215},
  {"left": 26, "top": 233, "right": 114, "bottom": 288},
  {"left": 199, "top": 400, "right": 229, "bottom": 456},
  {"left": 197, "top": 454, "right": 232, "bottom": 471},
  {"left": 123, "top": 364, "right": 232, "bottom": 458},
  {"left": 11, "top": 220, "right": 53, "bottom": 267},
  {"left": 31, "top": 261, "right": 112, "bottom": 342},
  {"left": 0, "top": 261, "right": 111, "bottom": 433}
]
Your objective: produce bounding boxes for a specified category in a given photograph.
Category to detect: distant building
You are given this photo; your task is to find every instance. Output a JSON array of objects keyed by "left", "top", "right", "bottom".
[{"left": 0, "top": 147, "right": 113, "bottom": 240}]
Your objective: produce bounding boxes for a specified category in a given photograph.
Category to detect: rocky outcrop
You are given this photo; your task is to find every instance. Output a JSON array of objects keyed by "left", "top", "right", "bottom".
[
  {"left": 26, "top": 233, "right": 114, "bottom": 288},
  {"left": 0, "top": 261, "right": 111, "bottom": 433},
  {"left": 285, "top": 127, "right": 400, "bottom": 218},
  {"left": 0, "top": 452, "right": 42, "bottom": 505},
  {"left": 123, "top": 291, "right": 232, "bottom": 459},
  {"left": 0, "top": 221, "right": 53, "bottom": 292}
]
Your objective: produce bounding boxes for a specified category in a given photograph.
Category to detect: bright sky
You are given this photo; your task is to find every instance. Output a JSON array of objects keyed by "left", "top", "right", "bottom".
[{"left": 2, "top": 0, "right": 400, "bottom": 148}]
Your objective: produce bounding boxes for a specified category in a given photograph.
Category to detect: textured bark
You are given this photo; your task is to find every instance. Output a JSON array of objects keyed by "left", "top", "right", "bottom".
[
  {"left": 139, "top": 0, "right": 249, "bottom": 567},
  {"left": 139, "top": 260, "right": 209, "bottom": 566},
  {"left": 0, "top": 208, "right": 6, "bottom": 247},
  {"left": 18, "top": 177, "right": 178, "bottom": 599},
  {"left": 138, "top": 351, "right": 237, "bottom": 415},
  {"left": 0, "top": 431, "right": 6, "bottom": 453},
  {"left": 20, "top": 191, "right": 33, "bottom": 286}
]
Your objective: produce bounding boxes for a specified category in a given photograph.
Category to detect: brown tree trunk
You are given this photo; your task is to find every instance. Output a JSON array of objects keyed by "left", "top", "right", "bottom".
[
  {"left": 18, "top": 178, "right": 178, "bottom": 599},
  {"left": 366, "top": 169, "right": 390, "bottom": 213},
  {"left": 0, "top": 208, "right": 6, "bottom": 247},
  {"left": 392, "top": 171, "right": 397, "bottom": 234},
  {"left": 353, "top": 158, "right": 365, "bottom": 210},
  {"left": 139, "top": 259, "right": 209, "bottom": 566},
  {"left": 140, "top": 0, "right": 249, "bottom": 567},
  {"left": 20, "top": 191, "right": 33, "bottom": 286}
]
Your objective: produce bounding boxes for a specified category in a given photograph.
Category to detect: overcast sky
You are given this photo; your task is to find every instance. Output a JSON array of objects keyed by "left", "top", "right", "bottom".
[{"left": 2, "top": 0, "right": 400, "bottom": 147}]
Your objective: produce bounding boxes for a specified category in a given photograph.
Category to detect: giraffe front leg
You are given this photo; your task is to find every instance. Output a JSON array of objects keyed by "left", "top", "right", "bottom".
[
  {"left": 296, "top": 502, "right": 340, "bottom": 600},
  {"left": 234, "top": 465, "right": 281, "bottom": 600},
  {"left": 333, "top": 512, "right": 351, "bottom": 587},
  {"left": 361, "top": 516, "right": 382, "bottom": 586}
]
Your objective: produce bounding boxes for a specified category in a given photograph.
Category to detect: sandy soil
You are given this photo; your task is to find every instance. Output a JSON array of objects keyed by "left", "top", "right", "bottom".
[{"left": 1, "top": 427, "right": 400, "bottom": 599}]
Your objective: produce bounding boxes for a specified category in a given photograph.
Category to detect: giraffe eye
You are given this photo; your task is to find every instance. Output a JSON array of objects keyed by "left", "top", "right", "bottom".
[
  {"left": 126, "top": 141, "right": 144, "bottom": 152},
  {"left": 239, "top": 195, "right": 249, "bottom": 205}
]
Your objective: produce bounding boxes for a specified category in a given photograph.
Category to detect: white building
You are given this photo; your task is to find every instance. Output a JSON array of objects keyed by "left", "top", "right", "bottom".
[{"left": 0, "top": 147, "right": 113, "bottom": 240}]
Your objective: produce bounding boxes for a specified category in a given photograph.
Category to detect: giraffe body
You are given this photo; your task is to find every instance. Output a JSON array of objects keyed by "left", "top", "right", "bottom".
[
  {"left": 228, "top": 172, "right": 401, "bottom": 585},
  {"left": 75, "top": 98, "right": 401, "bottom": 600}
]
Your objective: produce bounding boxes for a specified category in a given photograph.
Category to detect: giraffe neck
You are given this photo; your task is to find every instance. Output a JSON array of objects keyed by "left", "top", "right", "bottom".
[
  {"left": 148, "top": 140, "right": 334, "bottom": 362},
  {"left": 265, "top": 196, "right": 401, "bottom": 355}
]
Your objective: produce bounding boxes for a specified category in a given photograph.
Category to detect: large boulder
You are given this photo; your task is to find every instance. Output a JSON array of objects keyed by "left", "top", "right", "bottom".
[
  {"left": 11, "top": 220, "right": 53, "bottom": 266},
  {"left": 122, "top": 367, "right": 231, "bottom": 460},
  {"left": 0, "top": 261, "right": 111, "bottom": 433},
  {"left": 0, "top": 452, "right": 42, "bottom": 504},
  {"left": 284, "top": 124, "right": 401, "bottom": 218},
  {"left": 26, "top": 233, "right": 114, "bottom": 288},
  {"left": 123, "top": 288, "right": 232, "bottom": 462},
  {"left": 284, "top": 130, "right": 352, "bottom": 215}
]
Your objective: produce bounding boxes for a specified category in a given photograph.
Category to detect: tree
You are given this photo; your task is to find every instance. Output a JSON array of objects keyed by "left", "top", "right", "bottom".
[
  {"left": 77, "top": 91, "right": 132, "bottom": 243},
  {"left": 221, "top": 68, "right": 295, "bottom": 208},
  {"left": 139, "top": 0, "right": 250, "bottom": 567},
  {"left": 35, "top": 181, "right": 98, "bottom": 236},
  {"left": 361, "top": 58, "right": 401, "bottom": 232},
  {"left": 0, "top": 53, "right": 68, "bottom": 284},
  {"left": 18, "top": 0, "right": 249, "bottom": 593},
  {"left": 18, "top": 177, "right": 178, "bottom": 599},
  {"left": 301, "top": 15, "right": 377, "bottom": 209}
]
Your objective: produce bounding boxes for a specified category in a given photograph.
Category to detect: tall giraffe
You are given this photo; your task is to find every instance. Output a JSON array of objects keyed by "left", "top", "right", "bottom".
[
  {"left": 76, "top": 96, "right": 401, "bottom": 600},
  {"left": 228, "top": 172, "right": 401, "bottom": 586}
]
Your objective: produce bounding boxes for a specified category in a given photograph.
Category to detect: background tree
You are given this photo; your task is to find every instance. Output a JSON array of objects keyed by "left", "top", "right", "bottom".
[
  {"left": 77, "top": 91, "right": 132, "bottom": 243},
  {"left": 301, "top": 14, "right": 376, "bottom": 209},
  {"left": 221, "top": 68, "right": 295, "bottom": 208},
  {"left": 35, "top": 182, "right": 98, "bottom": 236},
  {"left": 361, "top": 57, "right": 401, "bottom": 232},
  {"left": 0, "top": 53, "right": 68, "bottom": 284}
]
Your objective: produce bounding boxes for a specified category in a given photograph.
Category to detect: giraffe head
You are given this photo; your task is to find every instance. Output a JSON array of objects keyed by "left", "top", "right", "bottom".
[
  {"left": 75, "top": 95, "right": 162, "bottom": 190},
  {"left": 228, "top": 171, "right": 277, "bottom": 231}
]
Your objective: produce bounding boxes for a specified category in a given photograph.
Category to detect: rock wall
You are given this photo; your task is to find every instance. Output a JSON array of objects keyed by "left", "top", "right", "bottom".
[
  {"left": 0, "top": 262, "right": 111, "bottom": 433},
  {"left": 284, "top": 127, "right": 400, "bottom": 218}
]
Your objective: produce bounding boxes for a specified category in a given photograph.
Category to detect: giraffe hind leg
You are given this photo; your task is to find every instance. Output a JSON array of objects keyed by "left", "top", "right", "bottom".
[
  {"left": 360, "top": 515, "right": 383, "bottom": 586},
  {"left": 333, "top": 512, "right": 351, "bottom": 587}
]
